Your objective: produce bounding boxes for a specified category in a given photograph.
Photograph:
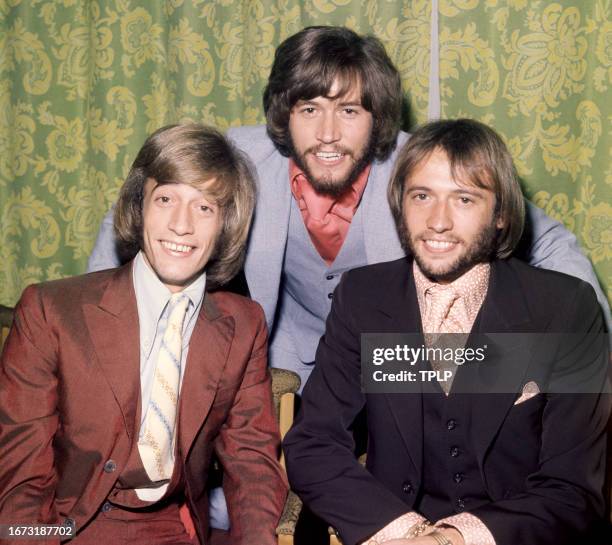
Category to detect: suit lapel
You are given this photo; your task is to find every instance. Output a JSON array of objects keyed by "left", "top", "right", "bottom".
[
  {"left": 377, "top": 261, "right": 425, "bottom": 476},
  {"left": 362, "top": 158, "right": 405, "bottom": 265},
  {"left": 178, "top": 293, "right": 235, "bottom": 458},
  {"left": 244, "top": 151, "right": 291, "bottom": 331},
  {"left": 83, "top": 263, "right": 141, "bottom": 439},
  {"left": 455, "top": 260, "right": 538, "bottom": 467}
]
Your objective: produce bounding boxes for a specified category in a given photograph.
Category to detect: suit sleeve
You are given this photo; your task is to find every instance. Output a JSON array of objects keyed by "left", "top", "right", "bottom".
[
  {"left": 283, "top": 274, "right": 411, "bottom": 545},
  {"left": 213, "top": 304, "right": 288, "bottom": 545},
  {"left": 469, "top": 280, "right": 611, "bottom": 545},
  {"left": 0, "top": 285, "right": 61, "bottom": 543},
  {"left": 87, "top": 206, "right": 120, "bottom": 273},
  {"left": 524, "top": 201, "right": 611, "bottom": 333}
]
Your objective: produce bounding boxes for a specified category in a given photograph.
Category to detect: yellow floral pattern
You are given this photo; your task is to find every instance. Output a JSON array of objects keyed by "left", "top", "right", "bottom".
[
  {"left": 440, "top": 0, "right": 611, "bottom": 301},
  {"left": 0, "top": 1, "right": 608, "bottom": 306}
]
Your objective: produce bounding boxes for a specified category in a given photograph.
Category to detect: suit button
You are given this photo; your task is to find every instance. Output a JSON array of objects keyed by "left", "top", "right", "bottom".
[
  {"left": 402, "top": 482, "right": 413, "bottom": 494},
  {"left": 64, "top": 518, "right": 75, "bottom": 529},
  {"left": 446, "top": 419, "right": 456, "bottom": 430},
  {"left": 453, "top": 472, "right": 464, "bottom": 484},
  {"left": 326, "top": 275, "right": 334, "bottom": 280},
  {"left": 103, "top": 459, "right": 117, "bottom": 473},
  {"left": 327, "top": 293, "right": 333, "bottom": 299},
  {"left": 101, "top": 501, "right": 112, "bottom": 513},
  {"left": 450, "top": 446, "right": 460, "bottom": 457},
  {"left": 456, "top": 498, "right": 466, "bottom": 510}
]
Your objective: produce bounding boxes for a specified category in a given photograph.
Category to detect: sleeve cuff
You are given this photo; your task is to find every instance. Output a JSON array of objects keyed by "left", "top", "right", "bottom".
[
  {"left": 364, "top": 512, "right": 427, "bottom": 544},
  {"left": 437, "top": 512, "right": 496, "bottom": 545}
]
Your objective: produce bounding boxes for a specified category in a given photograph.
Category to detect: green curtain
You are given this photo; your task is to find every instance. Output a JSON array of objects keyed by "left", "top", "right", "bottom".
[
  {"left": 439, "top": 0, "right": 611, "bottom": 302},
  {"left": 1, "top": 0, "right": 609, "bottom": 307},
  {"left": 0, "top": 0, "right": 431, "bottom": 305}
]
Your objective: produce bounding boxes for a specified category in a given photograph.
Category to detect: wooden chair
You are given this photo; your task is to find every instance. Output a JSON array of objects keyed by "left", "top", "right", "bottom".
[
  {"left": 0, "top": 304, "right": 13, "bottom": 349},
  {"left": 270, "top": 368, "right": 302, "bottom": 545}
]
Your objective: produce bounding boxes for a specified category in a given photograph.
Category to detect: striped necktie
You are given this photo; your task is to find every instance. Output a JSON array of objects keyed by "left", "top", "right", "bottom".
[{"left": 138, "top": 293, "right": 190, "bottom": 482}]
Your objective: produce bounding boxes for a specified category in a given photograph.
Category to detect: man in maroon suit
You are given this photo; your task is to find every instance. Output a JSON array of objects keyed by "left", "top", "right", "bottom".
[{"left": 0, "top": 124, "right": 287, "bottom": 545}]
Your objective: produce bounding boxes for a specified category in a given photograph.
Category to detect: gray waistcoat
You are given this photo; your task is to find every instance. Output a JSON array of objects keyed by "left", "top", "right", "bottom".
[{"left": 269, "top": 196, "right": 368, "bottom": 376}]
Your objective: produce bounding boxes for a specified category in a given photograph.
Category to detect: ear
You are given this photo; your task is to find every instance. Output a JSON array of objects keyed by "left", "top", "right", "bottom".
[{"left": 495, "top": 215, "right": 505, "bottom": 229}]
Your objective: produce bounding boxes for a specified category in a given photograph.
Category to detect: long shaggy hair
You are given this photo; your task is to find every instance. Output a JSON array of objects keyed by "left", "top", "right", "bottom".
[
  {"left": 388, "top": 119, "right": 525, "bottom": 259},
  {"left": 114, "top": 124, "right": 256, "bottom": 289},
  {"left": 263, "top": 26, "right": 402, "bottom": 161}
]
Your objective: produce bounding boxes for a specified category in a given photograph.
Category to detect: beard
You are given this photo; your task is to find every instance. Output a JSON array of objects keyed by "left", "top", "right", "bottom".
[
  {"left": 399, "top": 217, "right": 499, "bottom": 284},
  {"left": 289, "top": 133, "right": 375, "bottom": 198}
]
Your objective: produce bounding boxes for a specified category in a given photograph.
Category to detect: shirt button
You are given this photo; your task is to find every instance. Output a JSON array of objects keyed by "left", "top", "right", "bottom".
[
  {"left": 454, "top": 472, "right": 464, "bottom": 484},
  {"left": 103, "top": 459, "right": 117, "bottom": 473},
  {"left": 456, "top": 498, "right": 466, "bottom": 510},
  {"left": 450, "top": 446, "right": 460, "bottom": 457},
  {"left": 326, "top": 275, "right": 334, "bottom": 280},
  {"left": 101, "top": 501, "right": 113, "bottom": 513},
  {"left": 402, "top": 482, "right": 413, "bottom": 494},
  {"left": 327, "top": 293, "right": 333, "bottom": 299},
  {"left": 446, "top": 419, "right": 456, "bottom": 430}
]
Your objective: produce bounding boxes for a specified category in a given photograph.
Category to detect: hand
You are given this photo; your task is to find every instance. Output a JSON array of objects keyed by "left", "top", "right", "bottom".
[
  {"left": 381, "top": 538, "right": 436, "bottom": 545},
  {"left": 382, "top": 526, "right": 465, "bottom": 545}
]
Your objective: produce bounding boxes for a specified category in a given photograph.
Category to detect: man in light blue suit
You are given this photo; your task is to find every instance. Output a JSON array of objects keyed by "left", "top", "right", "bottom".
[{"left": 90, "top": 26, "right": 610, "bottom": 393}]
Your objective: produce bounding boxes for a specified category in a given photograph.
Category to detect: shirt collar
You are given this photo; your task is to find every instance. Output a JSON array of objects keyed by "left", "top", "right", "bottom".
[
  {"left": 133, "top": 251, "right": 206, "bottom": 326},
  {"left": 413, "top": 260, "right": 490, "bottom": 321}
]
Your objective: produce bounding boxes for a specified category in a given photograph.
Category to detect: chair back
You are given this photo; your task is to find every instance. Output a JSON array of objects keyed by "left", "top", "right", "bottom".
[
  {"left": 0, "top": 305, "right": 13, "bottom": 349},
  {"left": 269, "top": 368, "right": 302, "bottom": 545}
]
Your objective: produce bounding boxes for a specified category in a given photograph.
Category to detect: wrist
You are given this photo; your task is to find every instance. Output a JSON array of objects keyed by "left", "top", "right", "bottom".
[{"left": 435, "top": 526, "right": 464, "bottom": 545}]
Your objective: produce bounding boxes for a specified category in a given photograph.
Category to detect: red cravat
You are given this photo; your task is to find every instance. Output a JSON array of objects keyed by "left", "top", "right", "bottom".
[{"left": 290, "top": 160, "right": 370, "bottom": 265}]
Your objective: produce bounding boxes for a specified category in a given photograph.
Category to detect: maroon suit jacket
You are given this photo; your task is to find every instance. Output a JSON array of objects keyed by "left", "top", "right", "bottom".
[{"left": 0, "top": 263, "right": 287, "bottom": 544}]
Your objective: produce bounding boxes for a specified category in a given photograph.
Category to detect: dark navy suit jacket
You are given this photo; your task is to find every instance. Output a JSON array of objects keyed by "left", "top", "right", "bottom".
[{"left": 284, "top": 257, "right": 610, "bottom": 545}]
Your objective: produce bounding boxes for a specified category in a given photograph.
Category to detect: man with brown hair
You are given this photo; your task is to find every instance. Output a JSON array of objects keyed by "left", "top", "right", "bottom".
[
  {"left": 0, "top": 124, "right": 287, "bottom": 545},
  {"left": 284, "top": 119, "right": 610, "bottom": 545}
]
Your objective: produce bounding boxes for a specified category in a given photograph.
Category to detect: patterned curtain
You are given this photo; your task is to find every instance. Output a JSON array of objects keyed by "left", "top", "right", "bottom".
[
  {"left": 439, "top": 0, "right": 611, "bottom": 303},
  {"left": 0, "top": 0, "right": 609, "bottom": 307}
]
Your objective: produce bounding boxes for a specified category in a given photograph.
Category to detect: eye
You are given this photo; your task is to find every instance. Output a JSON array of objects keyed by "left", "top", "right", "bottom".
[
  {"left": 300, "top": 106, "right": 317, "bottom": 116},
  {"left": 155, "top": 195, "right": 171, "bottom": 205},
  {"left": 413, "top": 193, "right": 429, "bottom": 201},
  {"left": 197, "top": 203, "right": 216, "bottom": 216},
  {"left": 458, "top": 196, "right": 473, "bottom": 205},
  {"left": 340, "top": 107, "right": 361, "bottom": 118}
]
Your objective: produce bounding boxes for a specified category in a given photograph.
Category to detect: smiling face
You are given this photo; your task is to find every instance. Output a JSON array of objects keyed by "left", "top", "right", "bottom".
[
  {"left": 402, "top": 149, "right": 503, "bottom": 284},
  {"left": 288, "top": 78, "right": 374, "bottom": 196},
  {"left": 141, "top": 179, "right": 222, "bottom": 292}
]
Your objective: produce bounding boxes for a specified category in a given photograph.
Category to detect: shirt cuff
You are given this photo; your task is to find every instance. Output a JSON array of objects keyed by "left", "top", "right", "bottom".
[
  {"left": 437, "top": 512, "right": 496, "bottom": 545},
  {"left": 364, "top": 512, "right": 427, "bottom": 544}
]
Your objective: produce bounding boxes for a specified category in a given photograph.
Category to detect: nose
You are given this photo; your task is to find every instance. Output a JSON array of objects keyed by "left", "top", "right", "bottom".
[
  {"left": 426, "top": 200, "right": 453, "bottom": 233},
  {"left": 315, "top": 111, "right": 340, "bottom": 144},
  {"left": 168, "top": 203, "right": 194, "bottom": 235}
]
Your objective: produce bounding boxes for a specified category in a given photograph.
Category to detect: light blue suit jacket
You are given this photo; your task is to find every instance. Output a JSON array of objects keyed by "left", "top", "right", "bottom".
[{"left": 88, "top": 125, "right": 611, "bottom": 336}]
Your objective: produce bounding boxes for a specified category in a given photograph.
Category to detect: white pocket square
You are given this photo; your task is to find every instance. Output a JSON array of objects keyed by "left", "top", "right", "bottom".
[{"left": 514, "top": 381, "right": 540, "bottom": 405}]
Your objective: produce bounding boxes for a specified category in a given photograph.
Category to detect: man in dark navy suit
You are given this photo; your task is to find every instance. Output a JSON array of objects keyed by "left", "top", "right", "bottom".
[{"left": 284, "top": 119, "right": 610, "bottom": 545}]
